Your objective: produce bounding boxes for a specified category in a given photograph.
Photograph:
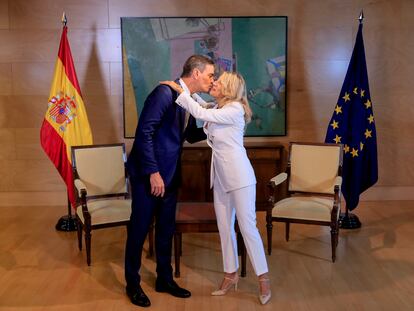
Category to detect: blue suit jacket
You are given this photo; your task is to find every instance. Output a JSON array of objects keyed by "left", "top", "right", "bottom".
[{"left": 127, "top": 84, "right": 206, "bottom": 187}]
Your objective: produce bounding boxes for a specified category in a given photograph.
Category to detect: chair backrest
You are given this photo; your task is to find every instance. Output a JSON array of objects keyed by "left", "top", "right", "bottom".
[
  {"left": 288, "top": 142, "right": 342, "bottom": 194},
  {"left": 71, "top": 144, "right": 128, "bottom": 197}
]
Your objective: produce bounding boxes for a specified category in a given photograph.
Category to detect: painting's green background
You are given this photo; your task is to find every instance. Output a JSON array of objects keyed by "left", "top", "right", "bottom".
[
  {"left": 232, "top": 17, "right": 286, "bottom": 135},
  {"left": 122, "top": 18, "right": 170, "bottom": 117}
]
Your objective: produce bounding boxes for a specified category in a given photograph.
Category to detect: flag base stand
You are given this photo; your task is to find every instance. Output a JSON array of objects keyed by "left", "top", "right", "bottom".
[
  {"left": 55, "top": 215, "right": 77, "bottom": 231},
  {"left": 339, "top": 212, "right": 361, "bottom": 229},
  {"left": 55, "top": 196, "right": 78, "bottom": 232}
]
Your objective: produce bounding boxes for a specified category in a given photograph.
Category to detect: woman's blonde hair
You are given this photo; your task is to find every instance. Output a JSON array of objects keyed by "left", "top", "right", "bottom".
[{"left": 216, "top": 71, "right": 253, "bottom": 124}]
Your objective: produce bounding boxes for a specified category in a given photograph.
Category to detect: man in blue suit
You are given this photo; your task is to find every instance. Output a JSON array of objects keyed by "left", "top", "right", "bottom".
[{"left": 125, "top": 55, "right": 215, "bottom": 307}]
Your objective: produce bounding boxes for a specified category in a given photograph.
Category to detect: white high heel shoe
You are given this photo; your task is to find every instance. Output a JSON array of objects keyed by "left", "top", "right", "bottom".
[
  {"left": 211, "top": 275, "right": 239, "bottom": 296},
  {"left": 258, "top": 278, "right": 271, "bottom": 305}
]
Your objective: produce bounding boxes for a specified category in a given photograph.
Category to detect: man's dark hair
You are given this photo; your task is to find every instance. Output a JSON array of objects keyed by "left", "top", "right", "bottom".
[{"left": 181, "top": 54, "right": 214, "bottom": 78}]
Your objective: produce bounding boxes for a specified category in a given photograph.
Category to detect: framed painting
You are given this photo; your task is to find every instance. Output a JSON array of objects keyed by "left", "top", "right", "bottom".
[{"left": 121, "top": 16, "right": 287, "bottom": 137}]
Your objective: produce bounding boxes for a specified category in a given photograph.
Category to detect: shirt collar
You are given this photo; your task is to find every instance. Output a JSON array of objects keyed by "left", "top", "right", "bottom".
[{"left": 179, "top": 78, "right": 190, "bottom": 94}]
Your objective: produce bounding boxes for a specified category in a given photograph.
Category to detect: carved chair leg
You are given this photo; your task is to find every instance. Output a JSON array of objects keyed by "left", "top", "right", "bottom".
[
  {"left": 85, "top": 225, "right": 92, "bottom": 266},
  {"left": 236, "top": 231, "right": 242, "bottom": 256},
  {"left": 266, "top": 216, "right": 273, "bottom": 255},
  {"left": 336, "top": 225, "right": 340, "bottom": 248},
  {"left": 179, "top": 234, "right": 182, "bottom": 256},
  {"left": 76, "top": 218, "right": 83, "bottom": 251},
  {"left": 331, "top": 226, "right": 338, "bottom": 262},
  {"left": 285, "top": 222, "right": 290, "bottom": 241},
  {"left": 238, "top": 232, "right": 247, "bottom": 277}
]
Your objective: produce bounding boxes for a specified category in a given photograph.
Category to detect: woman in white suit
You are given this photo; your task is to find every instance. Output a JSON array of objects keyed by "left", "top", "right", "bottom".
[{"left": 161, "top": 71, "right": 271, "bottom": 305}]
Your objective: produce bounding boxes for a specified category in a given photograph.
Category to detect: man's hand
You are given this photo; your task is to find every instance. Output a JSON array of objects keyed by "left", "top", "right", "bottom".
[{"left": 150, "top": 172, "right": 165, "bottom": 197}]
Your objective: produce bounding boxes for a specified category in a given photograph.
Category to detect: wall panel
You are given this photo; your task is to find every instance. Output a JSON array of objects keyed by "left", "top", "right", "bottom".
[
  {"left": 0, "top": 129, "right": 16, "bottom": 160},
  {"left": 12, "top": 62, "right": 54, "bottom": 95},
  {"left": 0, "top": 0, "right": 8, "bottom": 29},
  {"left": 0, "top": 95, "right": 47, "bottom": 128},
  {"left": 15, "top": 128, "right": 45, "bottom": 160},
  {"left": 9, "top": 0, "right": 109, "bottom": 29},
  {"left": 0, "top": 63, "right": 12, "bottom": 95},
  {"left": 0, "top": 30, "right": 60, "bottom": 63}
]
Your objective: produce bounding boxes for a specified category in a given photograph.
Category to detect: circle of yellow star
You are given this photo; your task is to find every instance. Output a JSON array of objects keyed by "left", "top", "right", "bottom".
[
  {"left": 335, "top": 105, "right": 342, "bottom": 115},
  {"left": 364, "top": 129, "right": 372, "bottom": 138},
  {"left": 360, "top": 89, "right": 365, "bottom": 97},
  {"left": 360, "top": 142, "right": 364, "bottom": 150},
  {"left": 351, "top": 148, "right": 359, "bottom": 157},
  {"left": 364, "top": 99, "right": 372, "bottom": 109},
  {"left": 342, "top": 92, "right": 351, "bottom": 102},
  {"left": 344, "top": 145, "right": 350, "bottom": 153},
  {"left": 333, "top": 135, "right": 341, "bottom": 143},
  {"left": 331, "top": 120, "right": 339, "bottom": 129},
  {"left": 367, "top": 114, "right": 374, "bottom": 124},
  {"left": 353, "top": 87, "right": 358, "bottom": 94}
]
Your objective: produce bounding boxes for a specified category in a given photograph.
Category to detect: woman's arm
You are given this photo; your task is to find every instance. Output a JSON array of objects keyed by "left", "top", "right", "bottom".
[
  {"left": 191, "top": 93, "right": 215, "bottom": 108},
  {"left": 160, "top": 80, "right": 215, "bottom": 108},
  {"left": 159, "top": 81, "right": 184, "bottom": 94},
  {"left": 176, "top": 92, "right": 243, "bottom": 125}
]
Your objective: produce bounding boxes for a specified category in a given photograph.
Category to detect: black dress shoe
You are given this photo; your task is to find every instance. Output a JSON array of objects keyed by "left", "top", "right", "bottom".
[
  {"left": 155, "top": 279, "right": 191, "bottom": 298},
  {"left": 126, "top": 285, "right": 151, "bottom": 307}
]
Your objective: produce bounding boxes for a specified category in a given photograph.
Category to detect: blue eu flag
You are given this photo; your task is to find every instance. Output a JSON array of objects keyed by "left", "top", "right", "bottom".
[{"left": 325, "top": 23, "right": 378, "bottom": 211}]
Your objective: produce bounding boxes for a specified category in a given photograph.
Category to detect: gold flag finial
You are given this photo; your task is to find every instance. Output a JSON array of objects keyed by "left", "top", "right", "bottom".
[{"left": 62, "top": 12, "right": 67, "bottom": 26}]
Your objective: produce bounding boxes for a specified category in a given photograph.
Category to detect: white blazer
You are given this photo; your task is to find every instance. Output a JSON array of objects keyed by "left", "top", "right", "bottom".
[{"left": 176, "top": 93, "right": 256, "bottom": 192}]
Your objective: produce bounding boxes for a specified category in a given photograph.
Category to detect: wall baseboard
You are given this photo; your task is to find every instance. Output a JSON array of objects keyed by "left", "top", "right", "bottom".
[{"left": 359, "top": 186, "right": 414, "bottom": 201}]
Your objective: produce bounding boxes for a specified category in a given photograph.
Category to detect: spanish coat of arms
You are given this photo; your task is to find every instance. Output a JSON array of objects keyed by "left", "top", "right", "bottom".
[{"left": 47, "top": 92, "right": 77, "bottom": 132}]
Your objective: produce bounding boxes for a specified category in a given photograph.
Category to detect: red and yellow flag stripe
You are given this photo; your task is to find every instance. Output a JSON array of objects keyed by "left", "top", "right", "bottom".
[{"left": 40, "top": 26, "right": 93, "bottom": 207}]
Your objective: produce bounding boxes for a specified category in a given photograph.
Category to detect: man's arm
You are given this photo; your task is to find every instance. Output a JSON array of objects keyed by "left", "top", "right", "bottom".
[
  {"left": 135, "top": 85, "right": 173, "bottom": 175},
  {"left": 135, "top": 85, "right": 173, "bottom": 197}
]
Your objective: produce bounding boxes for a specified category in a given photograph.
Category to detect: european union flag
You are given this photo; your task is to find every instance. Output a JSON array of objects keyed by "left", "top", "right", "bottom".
[{"left": 325, "top": 22, "right": 378, "bottom": 211}]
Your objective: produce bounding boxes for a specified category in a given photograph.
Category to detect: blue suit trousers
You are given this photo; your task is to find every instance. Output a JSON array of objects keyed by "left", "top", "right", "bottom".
[{"left": 124, "top": 177, "right": 178, "bottom": 287}]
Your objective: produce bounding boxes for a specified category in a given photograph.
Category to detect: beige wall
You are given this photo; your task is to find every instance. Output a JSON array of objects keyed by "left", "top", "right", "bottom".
[{"left": 0, "top": 0, "right": 413, "bottom": 206}]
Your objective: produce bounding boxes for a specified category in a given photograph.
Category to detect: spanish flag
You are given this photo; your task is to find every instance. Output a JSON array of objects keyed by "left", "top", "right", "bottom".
[{"left": 40, "top": 25, "right": 93, "bottom": 207}]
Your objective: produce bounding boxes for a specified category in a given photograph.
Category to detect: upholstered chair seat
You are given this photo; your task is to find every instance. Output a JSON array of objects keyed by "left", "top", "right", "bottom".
[
  {"left": 76, "top": 199, "right": 131, "bottom": 226},
  {"left": 272, "top": 196, "right": 340, "bottom": 222}
]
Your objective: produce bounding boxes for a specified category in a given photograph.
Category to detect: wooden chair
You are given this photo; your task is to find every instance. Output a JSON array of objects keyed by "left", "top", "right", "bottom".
[
  {"left": 267, "top": 142, "right": 343, "bottom": 262},
  {"left": 173, "top": 202, "right": 247, "bottom": 278},
  {"left": 72, "top": 143, "right": 134, "bottom": 265}
]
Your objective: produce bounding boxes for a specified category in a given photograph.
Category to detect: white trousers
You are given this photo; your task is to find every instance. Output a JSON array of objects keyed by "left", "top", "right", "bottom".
[{"left": 213, "top": 179, "right": 268, "bottom": 276}]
